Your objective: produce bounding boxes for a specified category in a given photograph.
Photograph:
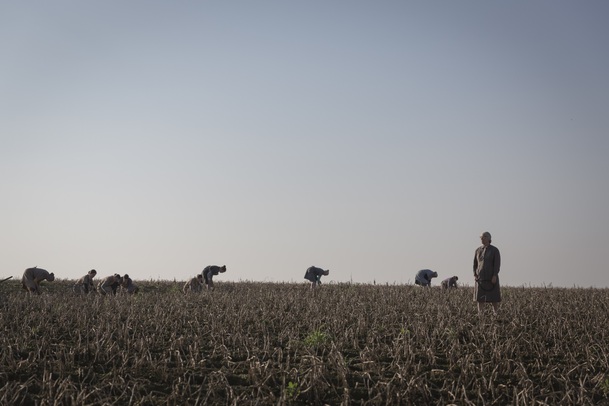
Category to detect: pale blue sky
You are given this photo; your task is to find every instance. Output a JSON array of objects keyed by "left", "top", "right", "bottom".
[{"left": 2, "top": 1, "right": 608, "bottom": 287}]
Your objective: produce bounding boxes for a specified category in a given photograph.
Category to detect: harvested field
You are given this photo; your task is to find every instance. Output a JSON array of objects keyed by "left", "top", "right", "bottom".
[{"left": 1, "top": 280, "right": 608, "bottom": 405}]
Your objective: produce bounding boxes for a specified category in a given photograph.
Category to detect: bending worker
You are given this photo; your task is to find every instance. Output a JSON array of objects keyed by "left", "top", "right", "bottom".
[
  {"left": 22, "top": 266, "right": 55, "bottom": 295},
  {"left": 441, "top": 275, "right": 459, "bottom": 289},
  {"left": 202, "top": 265, "right": 227, "bottom": 291},
  {"left": 304, "top": 266, "right": 329, "bottom": 289},
  {"left": 98, "top": 274, "right": 123, "bottom": 295},
  {"left": 184, "top": 274, "right": 203, "bottom": 293},
  {"left": 74, "top": 269, "right": 97, "bottom": 294},
  {"left": 415, "top": 269, "right": 437, "bottom": 287}
]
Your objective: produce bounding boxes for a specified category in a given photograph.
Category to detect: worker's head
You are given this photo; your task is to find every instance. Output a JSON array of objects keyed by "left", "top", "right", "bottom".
[{"left": 480, "top": 231, "right": 492, "bottom": 245}]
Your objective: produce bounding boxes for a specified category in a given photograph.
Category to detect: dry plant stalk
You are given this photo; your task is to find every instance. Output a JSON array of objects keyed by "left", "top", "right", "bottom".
[{"left": 0, "top": 280, "right": 608, "bottom": 404}]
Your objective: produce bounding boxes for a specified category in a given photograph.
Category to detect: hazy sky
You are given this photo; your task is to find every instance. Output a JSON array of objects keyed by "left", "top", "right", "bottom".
[{"left": 2, "top": 1, "right": 608, "bottom": 287}]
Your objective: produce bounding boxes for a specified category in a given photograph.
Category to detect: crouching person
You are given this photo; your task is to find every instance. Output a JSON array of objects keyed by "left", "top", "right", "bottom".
[
  {"left": 415, "top": 269, "right": 437, "bottom": 287},
  {"left": 184, "top": 274, "right": 203, "bottom": 293},
  {"left": 98, "top": 274, "right": 123, "bottom": 295},
  {"left": 202, "top": 265, "right": 226, "bottom": 291},
  {"left": 304, "top": 266, "right": 329, "bottom": 290},
  {"left": 441, "top": 276, "right": 459, "bottom": 289},
  {"left": 122, "top": 274, "right": 139, "bottom": 294},
  {"left": 74, "top": 269, "right": 97, "bottom": 294},
  {"left": 22, "top": 266, "right": 55, "bottom": 295}
]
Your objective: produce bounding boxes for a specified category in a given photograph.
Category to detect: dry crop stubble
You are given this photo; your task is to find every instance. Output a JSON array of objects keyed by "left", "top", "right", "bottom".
[{"left": 1, "top": 280, "right": 608, "bottom": 404}]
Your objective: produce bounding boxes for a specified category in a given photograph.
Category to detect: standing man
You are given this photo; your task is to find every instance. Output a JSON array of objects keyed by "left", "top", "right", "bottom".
[
  {"left": 74, "top": 269, "right": 97, "bottom": 294},
  {"left": 202, "top": 265, "right": 226, "bottom": 291},
  {"left": 304, "top": 266, "right": 329, "bottom": 289},
  {"left": 21, "top": 266, "right": 55, "bottom": 295},
  {"left": 415, "top": 269, "right": 438, "bottom": 287},
  {"left": 473, "top": 231, "right": 501, "bottom": 314}
]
